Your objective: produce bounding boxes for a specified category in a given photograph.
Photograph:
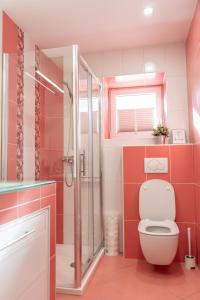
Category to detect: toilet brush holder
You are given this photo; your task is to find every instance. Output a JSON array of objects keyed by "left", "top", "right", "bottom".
[
  {"left": 185, "top": 255, "right": 196, "bottom": 270},
  {"left": 185, "top": 227, "right": 196, "bottom": 269}
]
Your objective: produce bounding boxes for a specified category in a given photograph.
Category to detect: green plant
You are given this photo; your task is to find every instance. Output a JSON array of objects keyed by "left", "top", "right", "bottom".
[{"left": 152, "top": 124, "right": 169, "bottom": 137}]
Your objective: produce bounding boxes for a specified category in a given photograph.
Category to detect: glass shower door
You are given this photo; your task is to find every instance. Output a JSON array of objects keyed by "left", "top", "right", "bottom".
[
  {"left": 79, "top": 63, "right": 94, "bottom": 273},
  {"left": 92, "top": 78, "right": 103, "bottom": 255}
]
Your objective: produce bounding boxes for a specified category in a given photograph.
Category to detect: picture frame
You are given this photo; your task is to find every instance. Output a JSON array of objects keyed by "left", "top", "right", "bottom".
[{"left": 171, "top": 129, "right": 186, "bottom": 144}]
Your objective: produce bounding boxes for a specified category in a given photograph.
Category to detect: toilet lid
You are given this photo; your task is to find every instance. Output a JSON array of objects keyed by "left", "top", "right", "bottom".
[{"left": 139, "top": 179, "right": 175, "bottom": 221}]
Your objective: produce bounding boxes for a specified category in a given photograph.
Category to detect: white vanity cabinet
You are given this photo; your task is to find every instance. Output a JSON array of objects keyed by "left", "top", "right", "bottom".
[{"left": 0, "top": 209, "right": 50, "bottom": 300}]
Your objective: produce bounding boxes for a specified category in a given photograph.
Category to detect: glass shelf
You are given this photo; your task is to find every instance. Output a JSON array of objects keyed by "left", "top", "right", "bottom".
[{"left": 0, "top": 181, "right": 56, "bottom": 195}]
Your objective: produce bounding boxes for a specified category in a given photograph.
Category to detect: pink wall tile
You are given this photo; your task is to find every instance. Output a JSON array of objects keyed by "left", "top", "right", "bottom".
[
  {"left": 0, "top": 208, "right": 18, "bottom": 225},
  {"left": 0, "top": 192, "right": 17, "bottom": 210},
  {"left": 124, "top": 221, "right": 144, "bottom": 259},
  {"left": 56, "top": 214, "right": 64, "bottom": 244},
  {"left": 196, "top": 225, "right": 200, "bottom": 264},
  {"left": 174, "top": 184, "right": 196, "bottom": 223},
  {"left": 44, "top": 117, "right": 63, "bottom": 151},
  {"left": 195, "top": 185, "right": 200, "bottom": 224},
  {"left": 123, "top": 147, "right": 146, "bottom": 183},
  {"left": 41, "top": 183, "right": 56, "bottom": 198},
  {"left": 2, "top": 12, "right": 17, "bottom": 53},
  {"left": 7, "top": 144, "right": 17, "bottom": 180},
  {"left": 124, "top": 183, "right": 140, "bottom": 220},
  {"left": 18, "top": 200, "right": 40, "bottom": 217},
  {"left": 56, "top": 181, "right": 64, "bottom": 215},
  {"left": 146, "top": 146, "right": 170, "bottom": 181},
  {"left": 40, "top": 149, "right": 63, "bottom": 181},
  {"left": 170, "top": 146, "right": 194, "bottom": 183},
  {"left": 194, "top": 143, "right": 200, "bottom": 184},
  {"left": 18, "top": 187, "right": 40, "bottom": 204}
]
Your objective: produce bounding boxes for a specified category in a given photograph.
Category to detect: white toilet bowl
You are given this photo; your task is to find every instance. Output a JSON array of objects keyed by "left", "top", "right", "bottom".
[
  {"left": 138, "top": 219, "right": 179, "bottom": 265},
  {"left": 138, "top": 180, "right": 179, "bottom": 266}
]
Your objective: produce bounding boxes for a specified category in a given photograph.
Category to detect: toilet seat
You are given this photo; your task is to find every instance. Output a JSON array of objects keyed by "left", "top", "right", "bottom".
[{"left": 138, "top": 219, "right": 179, "bottom": 236}]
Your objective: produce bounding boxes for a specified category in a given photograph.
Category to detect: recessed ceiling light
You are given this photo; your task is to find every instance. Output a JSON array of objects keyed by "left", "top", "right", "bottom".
[
  {"left": 144, "top": 6, "right": 153, "bottom": 16},
  {"left": 145, "top": 62, "right": 156, "bottom": 73}
]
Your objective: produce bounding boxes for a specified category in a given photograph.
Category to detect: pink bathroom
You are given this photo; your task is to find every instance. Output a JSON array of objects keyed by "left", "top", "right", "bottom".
[{"left": 0, "top": 1, "right": 200, "bottom": 299}]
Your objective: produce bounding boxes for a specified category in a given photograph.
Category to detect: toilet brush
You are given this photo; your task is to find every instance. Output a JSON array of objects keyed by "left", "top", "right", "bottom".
[{"left": 185, "top": 227, "right": 196, "bottom": 269}]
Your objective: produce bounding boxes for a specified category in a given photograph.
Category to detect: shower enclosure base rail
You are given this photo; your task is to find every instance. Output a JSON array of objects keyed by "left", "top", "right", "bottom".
[{"left": 56, "top": 248, "right": 105, "bottom": 295}]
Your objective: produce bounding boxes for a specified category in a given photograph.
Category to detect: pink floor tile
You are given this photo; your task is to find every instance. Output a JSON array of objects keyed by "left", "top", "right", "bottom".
[
  {"left": 56, "top": 256, "right": 200, "bottom": 300},
  {"left": 185, "top": 292, "right": 200, "bottom": 299}
]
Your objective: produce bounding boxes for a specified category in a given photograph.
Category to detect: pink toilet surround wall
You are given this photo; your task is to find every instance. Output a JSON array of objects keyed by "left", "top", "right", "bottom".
[
  {"left": 123, "top": 144, "right": 196, "bottom": 263},
  {"left": 186, "top": 1, "right": 200, "bottom": 266}
]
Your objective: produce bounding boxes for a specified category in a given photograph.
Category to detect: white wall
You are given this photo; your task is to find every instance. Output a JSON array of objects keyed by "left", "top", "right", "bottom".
[
  {"left": 83, "top": 43, "right": 189, "bottom": 251},
  {"left": 23, "top": 33, "right": 36, "bottom": 180},
  {"left": 83, "top": 42, "right": 189, "bottom": 140}
]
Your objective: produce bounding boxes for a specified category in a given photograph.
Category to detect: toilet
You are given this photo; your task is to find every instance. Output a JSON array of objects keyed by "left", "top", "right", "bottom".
[{"left": 138, "top": 179, "right": 179, "bottom": 265}]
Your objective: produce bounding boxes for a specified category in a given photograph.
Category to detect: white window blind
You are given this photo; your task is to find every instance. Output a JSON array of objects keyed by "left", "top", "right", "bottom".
[
  {"left": 117, "top": 108, "right": 154, "bottom": 132},
  {"left": 115, "top": 92, "right": 157, "bottom": 134}
]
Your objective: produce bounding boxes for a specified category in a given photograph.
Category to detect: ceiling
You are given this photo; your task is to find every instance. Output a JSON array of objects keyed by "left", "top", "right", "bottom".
[{"left": 0, "top": 0, "right": 197, "bottom": 53}]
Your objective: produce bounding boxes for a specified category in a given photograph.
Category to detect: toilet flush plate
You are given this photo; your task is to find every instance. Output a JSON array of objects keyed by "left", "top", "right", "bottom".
[{"left": 144, "top": 158, "right": 168, "bottom": 173}]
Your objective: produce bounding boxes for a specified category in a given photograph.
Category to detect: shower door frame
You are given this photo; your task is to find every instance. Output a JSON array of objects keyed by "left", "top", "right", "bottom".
[{"left": 73, "top": 45, "right": 104, "bottom": 289}]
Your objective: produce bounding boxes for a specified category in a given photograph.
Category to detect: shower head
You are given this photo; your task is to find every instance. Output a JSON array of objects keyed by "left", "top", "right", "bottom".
[{"left": 63, "top": 81, "right": 73, "bottom": 101}]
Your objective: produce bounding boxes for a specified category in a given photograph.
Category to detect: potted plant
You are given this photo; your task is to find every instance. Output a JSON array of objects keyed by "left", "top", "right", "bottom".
[{"left": 152, "top": 124, "right": 169, "bottom": 144}]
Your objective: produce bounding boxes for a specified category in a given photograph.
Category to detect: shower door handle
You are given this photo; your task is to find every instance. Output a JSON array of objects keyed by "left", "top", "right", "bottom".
[{"left": 80, "top": 150, "right": 86, "bottom": 177}]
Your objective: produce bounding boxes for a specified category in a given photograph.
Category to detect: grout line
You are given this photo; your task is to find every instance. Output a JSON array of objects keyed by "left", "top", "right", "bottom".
[{"left": 0, "top": 193, "right": 56, "bottom": 213}]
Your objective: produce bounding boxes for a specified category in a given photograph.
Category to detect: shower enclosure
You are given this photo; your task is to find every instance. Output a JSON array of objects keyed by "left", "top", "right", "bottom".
[
  {"left": 42, "top": 45, "right": 104, "bottom": 294},
  {"left": 1, "top": 44, "right": 104, "bottom": 294}
]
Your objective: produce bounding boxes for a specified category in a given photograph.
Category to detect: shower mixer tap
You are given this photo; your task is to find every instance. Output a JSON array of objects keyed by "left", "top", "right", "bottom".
[{"left": 62, "top": 156, "right": 74, "bottom": 164}]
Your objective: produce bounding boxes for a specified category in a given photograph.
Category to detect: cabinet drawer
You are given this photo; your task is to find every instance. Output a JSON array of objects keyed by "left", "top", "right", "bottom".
[
  {"left": 0, "top": 208, "right": 48, "bottom": 253},
  {"left": 0, "top": 209, "right": 50, "bottom": 300}
]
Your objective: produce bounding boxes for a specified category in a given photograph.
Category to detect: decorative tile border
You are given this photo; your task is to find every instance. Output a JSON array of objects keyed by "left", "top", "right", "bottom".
[{"left": 16, "top": 27, "right": 24, "bottom": 181}]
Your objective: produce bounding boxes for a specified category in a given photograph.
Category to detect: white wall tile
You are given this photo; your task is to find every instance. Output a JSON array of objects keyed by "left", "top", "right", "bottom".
[
  {"left": 103, "top": 147, "right": 122, "bottom": 183},
  {"left": 122, "top": 47, "right": 143, "bottom": 75},
  {"left": 83, "top": 52, "right": 104, "bottom": 78},
  {"left": 23, "top": 146, "right": 35, "bottom": 180},
  {"left": 164, "top": 43, "right": 187, "bottom": 76},
  {"left": 167, "top": 110, "right": 189, "bottom": 140},
  {"left": 23, "top": 33, "right": 35, "bottom": 180},
  {"left": 102, "top": 50, "right": 123, "bottom": 77},
  {"left": 143, "top": 44, "right": 165, "bottom": 73},
  {"left": 166, "top": 75, "right": 188, "bottom": 111}
]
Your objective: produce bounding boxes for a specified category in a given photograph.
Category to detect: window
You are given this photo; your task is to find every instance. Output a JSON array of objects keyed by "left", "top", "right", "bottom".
[
  {"left": 110, "top": 86, "right": 163, "bottom": 138},
  {"left": 79, "top": 97, "right": 99, "bottom": 133}
]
